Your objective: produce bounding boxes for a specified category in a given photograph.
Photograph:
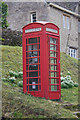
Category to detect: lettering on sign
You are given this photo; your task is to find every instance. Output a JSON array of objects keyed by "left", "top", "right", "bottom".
[
  {"left": 25, "top": 28, "right": 41, "bottom": 33},
  {"left": 46, "top": 28, "right": 58, "bottom": 33}
]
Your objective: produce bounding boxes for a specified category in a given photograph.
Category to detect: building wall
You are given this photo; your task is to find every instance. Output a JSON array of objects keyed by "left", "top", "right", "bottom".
[
  {"left": 6, "top": 2, "right": 79, "bottom": 58},
  {"left": 46, "top": 6, "right": 78, "bottom": 58},
  {"left": 7, "top": 2, "right": 49, "bottom": 31}
]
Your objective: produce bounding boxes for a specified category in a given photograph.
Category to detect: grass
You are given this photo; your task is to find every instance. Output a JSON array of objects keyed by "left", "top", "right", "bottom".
[
  {"left": 61, "top": 87, "right": 78, "bottom": 104},
  {"left": 2, "top": 82, "right": 77, "bottom": 119},
  {"left": 2, "top": 45, "right": 22, "bottom": 78},
  {"left": 1, "top": 45, "right": 79, "bottom": 118},
  {"left": 60, "top": 52, "right": 78, "bottom": 83}
]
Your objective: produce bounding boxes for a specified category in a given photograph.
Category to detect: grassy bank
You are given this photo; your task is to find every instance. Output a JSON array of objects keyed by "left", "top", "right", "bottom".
[
  {"left": 2, "top": 45, "right": 78, "bottom": 118},
  {"left": 2, "top": 45, "right": 78, "bottom": 82}
]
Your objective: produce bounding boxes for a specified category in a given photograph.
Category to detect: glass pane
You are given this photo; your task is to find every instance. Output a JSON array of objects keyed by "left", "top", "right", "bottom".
[
  {"left": 28, "top": 45, "right": 37, "bottom": 51},
  {"left": 55, "top": 72, "right": 57, "bottom": 77},
  {"left": 29, "top": 78, "right": 38, "bottom": 84},
  {"left": 50, "top": 38, "right": 56, "bottom": 44},
  {"left": 51, "top": 85, "right": 54, "bottom": 91},
  {"left": 26, "top": 52, "right": 28, "bottom": 58},
  {"left": 27, "top": 72, "right": 28, "bottom": 77},
  {"left": 50, "top": 45, "right": 56, "bottom": 50},
  {"left": 26, "top": 39, "right": 27, "bottom": 44},
  {"left": 51, "top": 72, "right": 54, "bottom": 77},
  {"left": 29, "top": 38, "right": 37, "bottom": 44},
  {"left": 29, "top": 64, "right": 38, "bottom": 70},
  {"left": 29, "top": 85, "right": 38, "bottom": 91},
  {"left": 26, "top": 65, "right": 28, "bottom": 70},
  {"left": 29, "top": 71, "right": 38, "bottom": 77},
  {"left": 67, "top": 16, "right": 70, "bottom": 29},
  {"left": 51, "top": 85, "right": 57, "bottom": 91},
  {"left": 33, "top": 44, "right": 37, "bottom": 50},
  {"left": 29, "top": 51, "right": 38, "bottom": 57},
  {"left": 27, "top": 85, "right": 28, "bottom": 91},
  {"left": 50, "top": 58, "right": 57, "bottom": 64},
  {"left": 51, "top": 79, "right": 54, "bottom": 84},
  {"left": 54, "top": 79, "right": 57, "bottom": 84},
  {"left": 54, "top": 85, "right": 57, "bottom": 91},
  {"left": 51, "top": 65, "right": 54, "bottom": 70},
  {"left": 50, "top": 72, "right": 57, "bottom": 77},
  {"left": 29, "top": 45, "right": 32, "bottom": 51},
  {"left": 50, "top": 51, "right": 56, "bottom": 57},
  {"left": 29, "top": 58, "right": 38, "bottom": 64},
  {"left": 51, "top": 65, "right": 57, "bottom": 70},
  {"left": 27, "top": 79, "right": 28, "bottom": 84}
]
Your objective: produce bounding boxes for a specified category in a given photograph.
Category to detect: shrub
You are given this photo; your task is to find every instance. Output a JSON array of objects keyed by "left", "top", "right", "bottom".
[
  {"left": 9, "top": 71, "right": 19, "bottom": 78},
  {"left": 9, "top": 71, "right": 14, "bottom": 77},
  {"left": 18, "top": 81, "right": 23, "bottom": 87},
  {"left": 14, "top": 73, "right": 19, "bottom": 78},
  {"left": 0, "top": 2, "right": 9, "bottom": 28},
  {"left": 64, "top": 80, "right": 74, "bottom": 88},
  {"left": 61, "top": 71, "right": 78, "bottom": 89},
  {"left": 18, "top": 72, "right": 23, "bottom": 78},
  {"left": 61, "top": 76, "right": 65, "bottom": 82},
  {"left": 67, "top": 71, "right": 71, "bottom": 76},
  {"left": 66, "top": 75, "right": 71, "bottom": 81},
  {"left": 9, "top": 77, "right": 16, "bottom": 83},
  {"left": 74, "top": 83, "right": 78, "bottom": 87},
  {"left": 61, "top": 81, "right": 69, "bottom": 88}
]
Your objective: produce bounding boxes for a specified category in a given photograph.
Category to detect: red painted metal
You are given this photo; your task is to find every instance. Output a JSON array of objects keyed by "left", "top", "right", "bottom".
[{"left": 22, "top": 22, "right": 61, "bottom": 100}]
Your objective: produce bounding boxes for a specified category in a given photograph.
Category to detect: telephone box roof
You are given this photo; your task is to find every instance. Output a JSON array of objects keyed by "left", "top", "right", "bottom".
[{"left": 22, "top": 21, "right": 59, "bottom": 29}]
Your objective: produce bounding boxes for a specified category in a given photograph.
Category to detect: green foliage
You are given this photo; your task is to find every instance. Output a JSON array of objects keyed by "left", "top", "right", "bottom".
[
  {"left": 61, "top": 82, "right": 69, "bottom": 88},
  {"left": 2, "top": 46, "right": 79, "bottom": 118},
  {"left": 61, "top": 72, "right": 78, "bottom": 89},
  {"left": 5, "top": 70, "right": 23, "bottom": 86},
  {"left": 18, "top": 81, "right": 23, "bottom": 87},
  {"left": 67, "top": 71, "right": 71, "bottom": 75},
  {"left": 9, "top": 71, "right": 19, "bottom": 78},
  {"left": 9, "top": 71, "right": 23, "bottom": 78},
  {"left": 2, "top": 82, "right": 78, "bottom": 118},
  {"left": 60, "top": 53, "right": 78, "bottom": 83},
  {"left": 0, "top": 2, "right": 9, "bottom": 28},
  {"left": 74, "top": 83, "right": 78, "bottom": 87},
  {"left": 9, "top": 77, "right": 16, "bottom": 83},
  {"left": 18, "top": 72, "right": 23, "bottom": 78},
  {"left": 9, "top": 70, "right": 15, "bottom": 77},
  {"left": 0, "top": 37, "right": 5, "bottom": 41}
]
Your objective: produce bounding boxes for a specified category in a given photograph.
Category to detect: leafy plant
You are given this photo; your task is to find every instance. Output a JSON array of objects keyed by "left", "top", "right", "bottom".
[
  {"left": 74, "top": 83, "right": 78, "bottom": 87},
  {"left": 9, "top": 77, "right": 16, "bottom": 83},
  {"left": 9, "top": 71, "right": 19, "bottom": 78},
  {"left": 18, "top": 72, "right": 23, "bottom": 78},
  {"left": 18, "top": 81, "right": 23, "bottom": 87},
  {"left": 61, "top": 72, "right": 78, "bottom": 89},
  {"left": 9, "top": 71, "right": 15, "bottom": 77},
  {"left": 0, "top": 2, "right": 9, "bottom": 28},
  {"left": 61, "top": 81, "right": 69, "bottom": 88}
]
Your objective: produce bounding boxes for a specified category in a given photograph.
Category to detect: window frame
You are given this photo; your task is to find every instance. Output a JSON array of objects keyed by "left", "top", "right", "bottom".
[
  {"left": 69, "top": 47, "right": 77, "bottom": 58},
  {"left": 31, "top": 12, "right": 36, "bottom": 23},
  {"left": 63, "top": 14, "right": 70, "bottom": 30},
  {"left": 78, "top": 20, "right": 80, "bottom": 33}
]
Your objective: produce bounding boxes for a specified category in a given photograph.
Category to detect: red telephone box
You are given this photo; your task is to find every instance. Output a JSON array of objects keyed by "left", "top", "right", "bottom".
[{"left": 22, "top": 22, "right": 61, "bottom": 100}]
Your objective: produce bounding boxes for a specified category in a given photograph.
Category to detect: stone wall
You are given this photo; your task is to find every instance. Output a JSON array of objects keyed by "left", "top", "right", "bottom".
[{"left": 6, "top": 2, "right": 48, "bottom": 31}]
